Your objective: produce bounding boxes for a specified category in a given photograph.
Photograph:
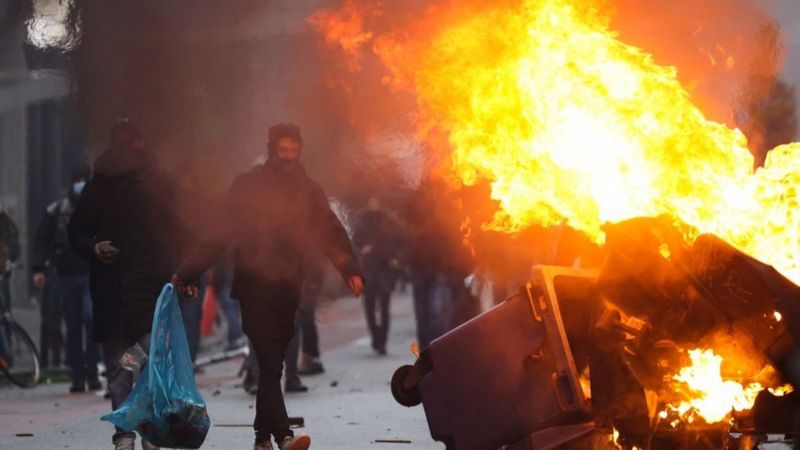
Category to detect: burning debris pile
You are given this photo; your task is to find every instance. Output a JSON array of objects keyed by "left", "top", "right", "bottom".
[
  {"left": 310, "top": 1, "right": 800, "bottom": 446},
  {"left": 393, "top": 218, "right": 800, "bottom": 449}
]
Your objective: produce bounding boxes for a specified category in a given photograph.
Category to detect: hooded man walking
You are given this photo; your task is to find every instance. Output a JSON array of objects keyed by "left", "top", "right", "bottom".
[
  {"left": 173, "top": 123, "right": 364, "bottom": 450},
  {"left": 69, "top": 120, "right": 186, "bottom": 450}
]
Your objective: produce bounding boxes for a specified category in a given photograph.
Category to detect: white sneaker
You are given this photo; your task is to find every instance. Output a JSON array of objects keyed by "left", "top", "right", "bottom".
[
  {"left": 114, "top": 436, "right": 135, "bottom": 450},
  {"left": 279, "top": 434, "right": 311, "bottom": 450}
]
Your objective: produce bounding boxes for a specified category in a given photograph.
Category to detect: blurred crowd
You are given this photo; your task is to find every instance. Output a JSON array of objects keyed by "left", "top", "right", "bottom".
[{"left": 1, "top": 120, "right": 546, "bottom": 450}]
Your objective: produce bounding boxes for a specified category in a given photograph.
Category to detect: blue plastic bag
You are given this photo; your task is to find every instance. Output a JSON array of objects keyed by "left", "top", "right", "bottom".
[{"left": 103, "top": 284, "right": 210, "bottom": 449}]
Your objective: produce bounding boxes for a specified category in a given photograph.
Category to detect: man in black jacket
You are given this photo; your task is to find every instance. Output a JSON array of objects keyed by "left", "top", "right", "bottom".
[
  {"left": 174, "top": 123, "right": 364, "bottom": 450},
  {"left": 33, "top": 165, "right": 101, "bottom": 393},
  {"left": 69, "top": 121, "right": 183, "bottom": 450}
]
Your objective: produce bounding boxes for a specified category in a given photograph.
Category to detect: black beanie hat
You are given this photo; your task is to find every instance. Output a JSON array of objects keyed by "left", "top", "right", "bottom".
[
  {"left": 70, "top": 164, "right": 92, "bottom": 183},
  {"left": 267, "top": 123, "right": 303, "bottom": 157},
  {"left": 109, "top": 118, "right": 143, "bottom": 149}
]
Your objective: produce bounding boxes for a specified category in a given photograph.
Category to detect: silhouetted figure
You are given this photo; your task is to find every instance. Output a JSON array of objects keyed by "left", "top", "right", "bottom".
[
  {"left": 406, "top": 178, "right": 475, "bottom": 349},
  {"left": 0, "top": 201, "right": 20, "bottom": 312},
  {"left": 297, "top": 254, "right": 325, "bottom": 375},
  {"left": 69, "top": 120, "right": 186, "bottom": 450},
  {"left": 353, "top": 198, "right": 404, "bottom": 355},
  {"left": 33, "top": 165, "right": 100, "bottom": 391},
  {"left": 174, "top": 123, "right": 363, "bottom": 450}
]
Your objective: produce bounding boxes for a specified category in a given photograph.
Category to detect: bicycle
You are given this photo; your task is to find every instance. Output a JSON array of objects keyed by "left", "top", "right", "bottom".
[{"left": 0, "top": 268, "right": 40, "bottom": 388}]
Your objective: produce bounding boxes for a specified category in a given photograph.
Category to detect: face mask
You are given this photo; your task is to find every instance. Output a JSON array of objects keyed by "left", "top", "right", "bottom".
[
  {"left": 277, "top": 157, "right": 300, "bottom": 171},
  {"left": 73, "top": 181, "right": 86, "bottom": 195}
]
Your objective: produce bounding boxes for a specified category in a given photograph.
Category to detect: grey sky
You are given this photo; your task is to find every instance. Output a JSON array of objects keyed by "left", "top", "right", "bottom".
[{"left": 760, "top": 0, "right": 800, "bottom": 83}]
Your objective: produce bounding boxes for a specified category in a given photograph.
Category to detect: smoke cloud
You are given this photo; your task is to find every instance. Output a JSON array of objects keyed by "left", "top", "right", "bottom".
[
  {"left": 66, "top": 0, "right": 799, "bottom": 285},
  {"left": 71, "top": 0, "right": 419, "bottom": 212}
]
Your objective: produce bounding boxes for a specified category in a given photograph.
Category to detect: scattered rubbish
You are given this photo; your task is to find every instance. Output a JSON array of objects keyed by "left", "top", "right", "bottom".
[
  {"left": 288, "top": 417, "right": 305, "bottom": 428},
  {"left": 103, "top": 284, "right": 210, "bottom": 449},
  {"left": 374, "top": 439, "right": 412, "bottom": 444},
  {"left": 15, "top": 433, "right": 33, "bottom": 437},
  {"left": 120, "top": 343, "right": 147, "bottom": 372},
  {"left": 211, "top": 390, "right": 221, "bottom": 396},
  {"left": 330, "top": 380, "right": 339, "bottom": 387},
  {"left": 193, "top": 346, "right": 248, "bottom": 369}
]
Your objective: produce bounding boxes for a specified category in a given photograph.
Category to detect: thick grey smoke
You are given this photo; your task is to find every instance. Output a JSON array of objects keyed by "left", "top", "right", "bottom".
[
  {"left": 66, "top": 0, "right": 799, "bottom": 279},
  {"left": 71, "top": 0, "right": 417, "bottom": 211}
]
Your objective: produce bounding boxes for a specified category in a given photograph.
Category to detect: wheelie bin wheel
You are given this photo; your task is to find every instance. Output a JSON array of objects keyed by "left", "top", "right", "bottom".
[{"left": 391, "top": 364, "right": 422, "bottom": 407}]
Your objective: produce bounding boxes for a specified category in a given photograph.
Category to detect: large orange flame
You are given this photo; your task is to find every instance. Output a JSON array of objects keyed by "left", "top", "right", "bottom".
[
  {"left": 669, "top": 349, "right": 765, "bottom": 424},
  {"left": 312, "top": 0, "right": 800, "bottom": 284}
]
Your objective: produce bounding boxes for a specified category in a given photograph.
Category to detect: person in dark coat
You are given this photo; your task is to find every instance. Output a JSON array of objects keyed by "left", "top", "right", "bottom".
[
  {"left": 33, "top": 165, "right": 101, "bottom": 392},
  {"left": 353, "top": 197, "right": 404, "bottom": 355},
  {"left": 212, "top": 249, "right": 245, "bottom": 351},
  {"left": 296, "top": 252, "right": 326, "bottom": 376},
  {"left": 0, "top": 201, "right": 20, "bottom": 312},
  {"left": 68, "top": 121, "right": 184, "bottom": 450},
  {"left": 405, "top": 177, "right": 476, "bottom": 349},
  {"left": 173, "top": 123, "right": 364, "bottom": 450}
]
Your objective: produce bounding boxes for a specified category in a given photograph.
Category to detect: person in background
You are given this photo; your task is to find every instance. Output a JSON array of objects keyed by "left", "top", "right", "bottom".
[
  {"left": 405, "top": 177, "right": 474, "bottom": 348},
  {"left": 283, "top": 251, "right": 328, "bottom": 392},
  {"left": 175, "top": 170, "right": 209, "bottom": 364},
  {"left": 405, "top": 179, "right": 447, "bottom": 350},
  {"left": 173, "top": 123, "right": 364, "bottom": 450},
  {"left": 69, "top": 120, "right": 189, "bottom": 450},
  {"left": 282, "top": 328, "right": 308, "bottom": 393},
  {"left": 181, "top": 275, "right": 205, "bottom": 364},
  {"left": 297, "top": 254, "right": 325, "bottom": 376},
  {"left": 213, "top": 250, "right": 246, "bottom": 351},
  {"left": 0, "top": 201, "right": 20, "bottom": 311},
  {"left": 36, "top": 264, "right": 64, "bottom": 370},
  {"left": 33, "top": 165, "right": 101, "bottom": 392},
  {"left": 353, "top": 197, "right": 404, "bottom": 355}
]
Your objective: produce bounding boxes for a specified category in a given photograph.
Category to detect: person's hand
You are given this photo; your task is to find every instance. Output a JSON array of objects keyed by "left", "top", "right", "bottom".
[
  {"left": 94, "top": 241, "right": 120, "bottom": 265},
  {"left": 347, "top": 275, "right": 365, "bottom": 298},
  {"left": 32, "top": 272, "right": 46, "bottom": 289},
  {"left": 361, "top": 245, "right": 374, "bottom": 256},
  {"left": 171, "top": 274, "right": 200, "bottom": 300}
]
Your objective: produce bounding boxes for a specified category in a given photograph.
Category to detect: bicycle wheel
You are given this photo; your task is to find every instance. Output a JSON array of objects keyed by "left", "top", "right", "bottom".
[{"left": 0, "top": 321, "right": 40, "bottom": 388}]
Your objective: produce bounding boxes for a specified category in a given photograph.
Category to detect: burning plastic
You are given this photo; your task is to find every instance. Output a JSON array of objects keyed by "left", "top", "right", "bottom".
[
  {"left": 392, "top": 219, "right": 800, "bottom": 449},
  {"left": 669, "top": 348, "right": 765, "bottom": 424}
]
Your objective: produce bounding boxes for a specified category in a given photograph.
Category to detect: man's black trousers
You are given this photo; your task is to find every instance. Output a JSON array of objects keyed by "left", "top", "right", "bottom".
[{"left": 239, "top": 281, "right": 300, "bottom": 445}]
